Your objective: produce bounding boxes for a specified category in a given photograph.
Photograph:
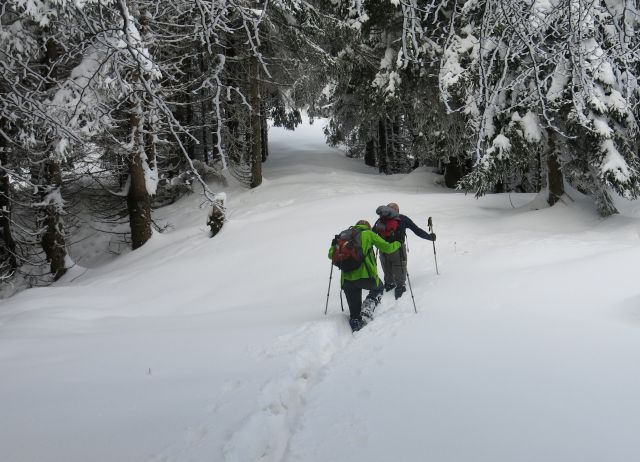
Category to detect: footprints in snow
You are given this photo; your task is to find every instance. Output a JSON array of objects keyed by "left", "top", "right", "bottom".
[
  {"left": 222, "top": 317, "right": 349, "bottom": 461},
  {"left": 223, "top": 298, "right": 416, "bottom": 461},
  {"left": 151, "top": 298, "right": 417, "bottom": 462}
]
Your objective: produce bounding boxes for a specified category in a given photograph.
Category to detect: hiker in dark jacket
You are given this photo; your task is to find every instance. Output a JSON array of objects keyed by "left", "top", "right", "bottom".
[
  {"left": 328, "top": 220, "right": 401, "bottom": 331},
  {"left": 373, "top": 203, "right": 436, "bottom": 299}
]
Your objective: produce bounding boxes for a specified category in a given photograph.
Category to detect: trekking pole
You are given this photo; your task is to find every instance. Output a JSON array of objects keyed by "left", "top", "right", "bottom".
[
  {"left": 406, "top": 269, "right": 418, "bottom": 313},
  {"left": 428, "top": 216, "right": 439, "bottom": 275},
  {"left": 403, "top": 236, "right": 418, "bottom": 313},
  {"left": 325, "top": 262, "right": 334, "bottom": 315},
  {"left": 340, "top": 288, "right": 345, "bottom": 312}
]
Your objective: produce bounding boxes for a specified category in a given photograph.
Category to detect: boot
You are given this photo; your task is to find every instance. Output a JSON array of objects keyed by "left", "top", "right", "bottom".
[
  {"left": 349, "top": 317, "right": 365, "bottom": 332},
  {"left": 384, "top": 283, "right": 395, "bottom": 292},
  {"left": 361, "top": 298, "right": 376, "bottom": 319},
  {"left": 394, "top": 285, "right": 406, "bottom": 300},
  {"left": 362, "top": 289, "right": 383, "bottom": 318}
]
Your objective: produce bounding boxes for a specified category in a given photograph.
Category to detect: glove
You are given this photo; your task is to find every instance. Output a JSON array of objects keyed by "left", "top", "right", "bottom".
[{"left": 430, "top": 233, "right": 436, "bottom": 242}]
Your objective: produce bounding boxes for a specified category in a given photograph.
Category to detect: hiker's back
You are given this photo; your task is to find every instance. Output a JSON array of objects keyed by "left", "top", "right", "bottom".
[{"left": 373, "top": 205, "right": 403, "bottom": 242}]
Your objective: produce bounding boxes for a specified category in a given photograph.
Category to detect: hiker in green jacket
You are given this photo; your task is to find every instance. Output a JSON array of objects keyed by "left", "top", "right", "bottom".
[{"left": 328, "top": 220, "right": 401, "bottom": 331}]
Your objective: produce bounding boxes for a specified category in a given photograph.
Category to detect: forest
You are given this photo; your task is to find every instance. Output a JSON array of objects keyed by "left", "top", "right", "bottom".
[{"left": 1, "top": 0, "right": 639, "bottom": 289}]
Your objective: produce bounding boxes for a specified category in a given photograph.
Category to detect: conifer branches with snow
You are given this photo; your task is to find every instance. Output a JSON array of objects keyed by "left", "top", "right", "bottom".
[
  {"left": 320, "top": 0, "right": 639, "bottom": 214},
  {"left": 1, "top": 0, "right": 337, "bottom": 289},
  {"left": 3, "top": 0, "right": 640, "bottom": 292},
  {"left": 441, "top": 0, "right": 640, "bottom": 214}
]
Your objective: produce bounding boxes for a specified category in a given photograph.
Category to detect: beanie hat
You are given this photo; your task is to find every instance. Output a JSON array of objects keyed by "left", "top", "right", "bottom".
[
  {"left": 387, "top": 202, "right": 400, "bottom": 213},
  {"left": 376, "top": 205, "right": 399, "bottom": 219}
]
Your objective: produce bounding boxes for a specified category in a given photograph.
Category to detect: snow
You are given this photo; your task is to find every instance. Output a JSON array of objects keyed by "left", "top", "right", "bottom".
[
  {"left": 589, "top": 86, "right": 609, "bottom": 114},
  {"left": 593, "top": 115, "right": 614, "bottom": 138},
  {"left": 346, "top": 0, "right": 369, "bottom": 30},
  {"left": 32, "top": 188, "right": 64, "bottom": 209},
  {"left": 607, "top": 88, "right": 631, "bottom": 120},
  {"left": 529, "top": 0, "right": 553, "bottom": 30},
  {"left": 547, "top": 57, "right": 570, "bottom": 102},
  {"left": 485, "top": 133, "right": 511, "bottom": 160},
  {"left": 116, "top": 3, "right": 162, "bottom": 81},
  {"left": 321, "top": 82, "right": 335, "bottom": 99},
  {"left": 597, "top": 61, "right": 616, "bottom": 86},
  {"left": 2, "top": 120, "right": 640, "bottom": 461},
  {"left": 520, "top": 111, "right": 543, "bottom": 143},
  {"left": 379, "top": 47, "right": 394, "bottom": 71},
  {"left": 440, "top": 31, "right": 478, "bottom": 92},
  {"left": 55, "top": 137, "right": 70, "bottom": 157},
  {"left": 600, "top": 138, "right": 631, "bottom": 183},
  {"left": 372, "top": 48, "right": 402, "bottom": 97},
  {"left": 143, "top": 156, "right": 159, "bottom": 196}
]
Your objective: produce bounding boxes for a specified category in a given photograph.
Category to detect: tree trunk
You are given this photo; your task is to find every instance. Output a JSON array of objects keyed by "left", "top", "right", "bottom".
[
  {"left": 386, "top": 119, "right": 394, "bottom": 173},
  {"left": 145, "top": 122, "right": 157, "bottom": 175},
  {"left": 211, "top": 116, "right": 220, "bottom": 163},
  {"left": 172, "top": 85, "right": 190, "bottom": 166},
  {"left": 127, "top": 108, "right": 153, "bottom": 250},
  {"left": 364, "top": 138, "right": 376, "bottom": 167},
  {"left": 185, "top": 86, "right": 196, "bottom": 159},
  {"left": 249, "top": 49, "right": 262, "bottom": 188},
  {"left": 261, "top": 101, "right": 269, "bottom": 162},
  {"left": 39, "top": 37, "right": 68, "bottom": 280},
  {"left": 115, "top": 149, "right": 127, "bottom": 188},
  {"left": 378, "top": 118, "right": 388, "bottom": 174},
  {"left": 40, "top": 159, "right": 67, "bottom": 280},
  {"left": 536, "top": 150, "right": 542, "bottom": 192},
  {"left": 391, "top": 117, "right": 401, "bottom": 172},
  {"left": 112, "top": 2, "right": 153, "bottom": 250},
  {"left": 546, "top": 128, "right": 564, "bottom": 206},
  {"left": 0, "top": 130, "right": 17, "bottom": 274},
  {"left": 201, "top": 98, "right": 210, "bottom": 165},
  {"left": 199, "top": 54, "right": 210, "bottom": 164}
]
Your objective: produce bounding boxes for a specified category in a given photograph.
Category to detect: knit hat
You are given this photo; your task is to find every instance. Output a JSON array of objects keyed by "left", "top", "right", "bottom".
[
  {"left": 387, "top": 202, "right": 400, "bottom": 213},
  {"left": 376, "top": 205, "right": 399, "bottom": 219}
]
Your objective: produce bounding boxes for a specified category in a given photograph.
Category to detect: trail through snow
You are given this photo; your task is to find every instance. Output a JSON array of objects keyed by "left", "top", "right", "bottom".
[{"left": 1, "top": 120, "right": 640, "bottom": 462}]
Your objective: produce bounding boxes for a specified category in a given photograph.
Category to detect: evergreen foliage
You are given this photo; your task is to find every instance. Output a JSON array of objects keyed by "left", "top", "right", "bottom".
[{"left": 2, "top": 0, "right": 640, "bottom": 289}]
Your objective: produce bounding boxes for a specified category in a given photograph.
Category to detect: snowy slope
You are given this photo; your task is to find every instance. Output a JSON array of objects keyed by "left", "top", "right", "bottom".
[{"left": 1, "top": 121, "right": 640, "bottom": 462}]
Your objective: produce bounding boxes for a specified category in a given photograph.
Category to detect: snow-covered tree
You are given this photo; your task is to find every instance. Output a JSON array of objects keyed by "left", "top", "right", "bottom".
[
  {"left": 0, "top": 0, "right": 87, "bottom": 281},
  {"left": 441, "top": 0, "right": 640, "bottom": 214},
  {"left": 319, "top": 1, "right": 460, "bottom": 174},
  {"left": 319, "top": 1, "right": 412, "bottom": 173}
]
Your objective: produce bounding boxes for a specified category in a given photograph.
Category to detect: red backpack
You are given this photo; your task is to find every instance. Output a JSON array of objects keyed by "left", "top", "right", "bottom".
[
  {"left": 374, "top": 217, "right": 400, "bottom": 241},
  {"left": 331, "top": 227, "right": 365, "bottom": 272}
]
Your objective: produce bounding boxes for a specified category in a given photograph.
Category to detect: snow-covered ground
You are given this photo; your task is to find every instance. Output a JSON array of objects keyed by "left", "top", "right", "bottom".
[{"left": 2, "top": 120, "right": 640, "bottom": 462}]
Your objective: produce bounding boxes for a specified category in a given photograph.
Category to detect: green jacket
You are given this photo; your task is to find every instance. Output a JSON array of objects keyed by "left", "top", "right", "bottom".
[{"left": 328, "top": 224, "right": 401, "bottom": 284}]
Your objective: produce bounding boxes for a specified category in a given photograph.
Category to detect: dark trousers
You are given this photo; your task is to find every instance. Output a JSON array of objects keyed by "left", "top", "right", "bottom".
[
  {"left": 379, "top": 243, "right": 407, "bottom": 286},
  {"left": 342, "top": 278, "right": 383, "bottom": 320}
]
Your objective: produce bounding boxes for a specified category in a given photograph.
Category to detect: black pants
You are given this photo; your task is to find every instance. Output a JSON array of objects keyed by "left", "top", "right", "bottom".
[{"left": 342, "top": 278, "right": 383, "bottom": 320}]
